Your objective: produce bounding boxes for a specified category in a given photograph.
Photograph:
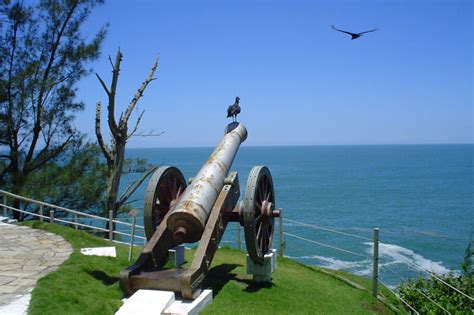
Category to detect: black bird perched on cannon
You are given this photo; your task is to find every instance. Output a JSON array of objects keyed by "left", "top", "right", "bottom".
[
  {"left": 331, "top": 25, "right": 378, "bottom": 40},
  {"left": 227, "top": 96, "right": 241, "bottom": 122}
]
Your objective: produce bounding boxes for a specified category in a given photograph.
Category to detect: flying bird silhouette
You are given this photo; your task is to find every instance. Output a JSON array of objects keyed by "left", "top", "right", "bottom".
[
  {"left": 331, "top": 25, "right": 378, "bottom": 40},
  {"left": 227, "top": 96, "right": 241, "bottom": 122}
]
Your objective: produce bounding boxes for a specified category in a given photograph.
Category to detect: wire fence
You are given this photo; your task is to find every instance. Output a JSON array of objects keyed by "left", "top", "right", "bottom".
[
  {"left": 1, "top": 189, "right": 472, "bottom": 312},
  {"left": 0, "top": 190, "right": 145, "bottom": 261},
  {"left": 279, "top": 217, "right": 473, "bottom": 314}
]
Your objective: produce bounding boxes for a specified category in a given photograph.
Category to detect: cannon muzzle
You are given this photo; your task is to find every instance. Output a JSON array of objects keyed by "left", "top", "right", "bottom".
[{"left": 167, "top": 122, "right": 247, "bottom": 243}]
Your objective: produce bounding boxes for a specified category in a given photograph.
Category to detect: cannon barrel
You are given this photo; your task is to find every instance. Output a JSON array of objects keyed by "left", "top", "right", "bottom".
[{"left": 167, "top": 123, "right": 247, "bottom": 243}]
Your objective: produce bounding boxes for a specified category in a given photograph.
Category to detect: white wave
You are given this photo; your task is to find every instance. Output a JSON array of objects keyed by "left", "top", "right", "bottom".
[
  {"left": 365, "top": 242, "right": 451, "bottom": 275},
  {"left": 287, "top": 254, "right": 371, "bottom": 273}
]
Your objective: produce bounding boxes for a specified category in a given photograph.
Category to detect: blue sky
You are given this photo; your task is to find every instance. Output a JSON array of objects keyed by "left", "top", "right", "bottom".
[{"left": 74, "top": 0, "right": 472, "bottom": 147}]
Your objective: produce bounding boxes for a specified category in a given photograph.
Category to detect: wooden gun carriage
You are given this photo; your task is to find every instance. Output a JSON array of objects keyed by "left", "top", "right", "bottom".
[{"left": 120, "top": 122, "right": 280, "bottom": 299}]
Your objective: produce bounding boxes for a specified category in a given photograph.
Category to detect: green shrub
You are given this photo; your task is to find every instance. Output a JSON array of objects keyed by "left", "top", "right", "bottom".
[{"left": 398, "top": 273, "right": 473, "bottom": 314}]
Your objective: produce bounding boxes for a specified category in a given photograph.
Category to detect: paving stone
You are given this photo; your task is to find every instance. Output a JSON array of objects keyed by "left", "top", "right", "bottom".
[
  {"left": 22, "top": 265, "right": 48, "bottom": 272},
  {"left": 0, "top": 265, "right": 22, "bottom": 272},
  {"left": 0, "top": 223, "right": 72, "bottom": 306},
  {"left": 0, "top": 275, "right": 16, "bottom": 286},
  {"left": 0, "top": 285, "right": 18, "bottom": 294},
  {"left": 8, "top": 278, "right": 37, "bottom": 287}
]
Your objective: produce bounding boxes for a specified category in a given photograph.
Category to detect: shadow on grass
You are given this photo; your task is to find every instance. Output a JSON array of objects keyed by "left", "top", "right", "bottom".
[
  {"left": 204, "top": 263, "right": 276, "bottom": 295},
  {"left": 204, "top": 263, "right": 241, "bottom": 295},
  {"left": 87, "top": 270, "right": 119, "bottom": 285},
  {"left": 241, "top": 280, "right": 276, "bottom": 293}
]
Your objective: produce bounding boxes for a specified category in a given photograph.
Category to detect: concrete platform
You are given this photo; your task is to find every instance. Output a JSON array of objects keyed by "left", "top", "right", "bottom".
[
  {"left": 164, "top": 289, "right": 213, "bottom": 315},
  {"left": 116, "top": 289, "right": 213, "bottom": 315},
  {"left": 247, "top": 249, "right": 277, "bottom": 282},
  {"left": 80, "top": 246, "right": 116, "bottom": 257}
]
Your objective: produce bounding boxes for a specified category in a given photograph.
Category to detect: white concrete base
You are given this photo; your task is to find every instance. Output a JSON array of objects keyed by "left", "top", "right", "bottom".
[
  {"left": 168, "top": 245, "right": 186, "bottom": 267},
  {"left": 246, "top": 249, "right": 277, "bottom": 282},
  {"left": 116, "top": 289, "right": 213, "bottom": 315},
  {"left": 0, "top": 216, "right": 18, "bottom": 224},
  {"left": 80, "top": 246, "right": 116, "bottom": 257},
  {"left": 164, "top": 289, "right": 213, "bottom": 315},
  {"left": 116, "top": 290, "right": 175, "bottom": 315},
  {"left": 0, "top": 293, "right": 30, "bottom": 315}
]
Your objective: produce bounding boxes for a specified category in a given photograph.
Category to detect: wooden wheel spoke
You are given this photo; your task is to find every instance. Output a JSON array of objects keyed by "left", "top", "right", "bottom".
[
  {"left": 257, "top": 223, "right": 263, "bottom": 240},
  {"left": 172, "top": 176, "right": 178, "bottom": 196}
]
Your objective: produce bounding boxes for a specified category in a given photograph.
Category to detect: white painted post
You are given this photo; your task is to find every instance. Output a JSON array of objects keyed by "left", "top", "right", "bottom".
[
  {"left": 237, "top": 222, "right": 241, "bottom": 251},
  {"left": 39, "top": 205, "right": 43, "bottom": 222},
  {"left": 129, "top": 216, "right": 136, "bottom": 261},
  {"left": 109, "top": 210, "right": 114, "bottom": 241},
  {"left": 50, "top": 210, "right": 54, "bottom": 224},
  {"left": 372, "top": 227, "right": 379, "bottom": 298},
  {"left": 74, "top": 213, "right": 78, "bottom": 230},
  {"left": 279, "top": 209, "right": 284, "bottom": 257},
  {"left": 3, "top": 193, "right": 7, "bottom": 217}
]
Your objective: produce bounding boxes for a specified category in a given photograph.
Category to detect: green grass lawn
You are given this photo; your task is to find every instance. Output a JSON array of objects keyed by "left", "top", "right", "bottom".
[{"left": 20, "top": 221, "right": 404, "bottom": 314}]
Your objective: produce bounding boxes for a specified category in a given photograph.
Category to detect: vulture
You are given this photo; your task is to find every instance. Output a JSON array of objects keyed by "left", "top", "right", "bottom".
[
  {"left": 331, "top": 25, "right": 378, "bottom": 40},
  {"left": 227, "top": 96, "right": 241, "bottom": 122}
]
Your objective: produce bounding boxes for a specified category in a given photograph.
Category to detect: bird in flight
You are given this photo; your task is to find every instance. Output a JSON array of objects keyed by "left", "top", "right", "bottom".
[
  {"left": 227, "top": 96, "right": 241, "bottom": 122},
  {"left": 331, "top": 25, "right": 378, "bottom": 40}
]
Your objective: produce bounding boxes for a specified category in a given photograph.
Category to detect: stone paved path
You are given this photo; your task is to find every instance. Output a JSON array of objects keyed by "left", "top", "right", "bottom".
[{"left": 0, "top": 222, "right": 72, "bottom": 306}]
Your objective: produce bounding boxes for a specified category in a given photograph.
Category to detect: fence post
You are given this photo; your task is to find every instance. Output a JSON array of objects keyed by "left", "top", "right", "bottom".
[
  {"left": 237, "top": 222, "right": 241, "bottom": 251},
  {"left": 279, "top": 209, "right": 284, "bottom": 257},
  {"left": 3, "top": 193, "right": 7, "bottom": 217},
  {"left": 129, "top": 216, "right": 137, "bottom": 261},
  {"left": 372, "top": 227, "right": 379, "bottom": 298},
  {"left": 50, "top": 210, "right": 54, "bottom": 224},
  {"left": 109, "top": 210, "right": 114, "bottom": 241},
  {"left": 39, "top": 205, "right": 43, "bottom": 222},
  {"left": 128, "top": 209, "right": 138, "bottom": 261},
  {"left": 74, "top": 213, "right": 78, "bottom": 230}
]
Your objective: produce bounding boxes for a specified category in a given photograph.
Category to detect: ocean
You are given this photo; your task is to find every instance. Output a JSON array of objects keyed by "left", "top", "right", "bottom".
[{"left": 121, "top": 144, "right": 473, "bottom": 286}]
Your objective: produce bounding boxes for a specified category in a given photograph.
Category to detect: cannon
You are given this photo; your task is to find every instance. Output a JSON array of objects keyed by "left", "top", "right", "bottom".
[{"left": 120, "top": 122, "right": 280, "bottom": 299}]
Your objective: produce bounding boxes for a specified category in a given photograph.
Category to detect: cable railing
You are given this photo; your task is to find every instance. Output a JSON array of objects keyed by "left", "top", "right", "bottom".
[
  {"left": 2, "top": 189, "right": 471, "bottom": 312},
  {"left": 377, "top": 278, "right": 420, "bottom": 315},
  {"left": 283, "top": 231, "right": 371, "bottom": 259},
  {"left": 279, "top": 217, "right": 473, "bottom": 313},
  {"left": 0, "top": 190, "right": 146, "bottom": 257},
  {"left": 283, "top": 218, "right": 372, "bottom": 241},
  {"left": 381, "top": 264, "right": 451, "bottom": 314}
]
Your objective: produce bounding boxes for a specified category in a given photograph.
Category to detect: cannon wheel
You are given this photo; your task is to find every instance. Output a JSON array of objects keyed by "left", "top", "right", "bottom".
[
  {"left": 243, "top": 166, "right": 275, "bottom": 264},
  {"left": 144, "top": 166, "right": 187, "bottom": 240}
]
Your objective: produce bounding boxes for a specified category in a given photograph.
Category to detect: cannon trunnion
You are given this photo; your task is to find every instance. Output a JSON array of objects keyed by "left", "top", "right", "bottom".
[{"left": 120, "top": 123, "right": 279, "bottom": 299}]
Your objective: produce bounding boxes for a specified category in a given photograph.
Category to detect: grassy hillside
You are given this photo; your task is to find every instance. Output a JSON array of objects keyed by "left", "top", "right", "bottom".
[{"left": 20, "top": 221, "right": 403, "bottom": 314}]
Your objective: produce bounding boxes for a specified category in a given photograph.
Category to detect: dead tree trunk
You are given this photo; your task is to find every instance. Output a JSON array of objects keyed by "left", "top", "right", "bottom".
[{"left": 95, "top": 50, "right": 159, "bottom": 237}]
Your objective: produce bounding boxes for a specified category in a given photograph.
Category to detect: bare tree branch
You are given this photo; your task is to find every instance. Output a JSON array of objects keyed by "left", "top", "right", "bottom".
[
  {"left": 130, "top": 130, "right": 165, "bottom": 138},
  {"left": 116, "top": 165, "right": 157, "bottom": 209},
  {"left": 120, "top": 55, "right": 159, "bottom": 129},
  {"left": 106, "top": 50, "right": 123, "bottom": 135},
  {"left": 126, "top": 109, "right": 145, "bottom": 140},
  {"left": 95, "top": 73, "right": 110, "bottom": 95},
  {"left": 108, "top": 55, "right": 114, "bottom": 69},
  {"left": 95, "top": 102, "right": 113, "bottom": 166}
]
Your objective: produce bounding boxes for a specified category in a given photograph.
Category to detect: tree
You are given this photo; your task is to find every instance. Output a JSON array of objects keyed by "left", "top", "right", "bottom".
[
  {"left": 0, "top": 0, "right": 106, "bottom": 219},
  {"left": 21, "top": 141, "right": 108, "bottom": 217},
  {"left": 95, "top": 49, "right": 159, "bottom": 228},
  {"left": 461, "top": 231, "right": 473, "bottom": 277}
]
